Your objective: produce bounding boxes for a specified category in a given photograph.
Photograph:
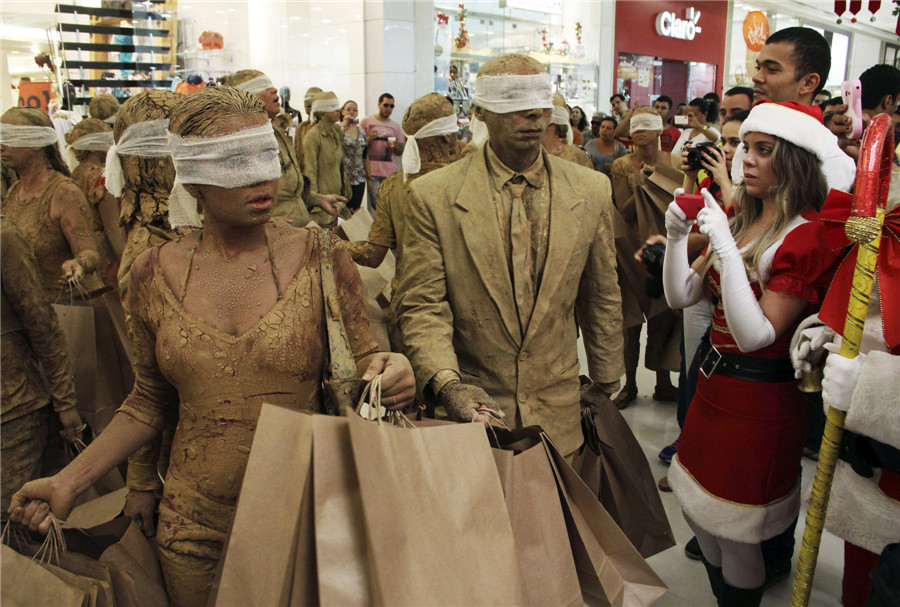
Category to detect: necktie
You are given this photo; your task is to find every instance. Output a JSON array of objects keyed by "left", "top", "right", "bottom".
[{"left": 507, "top": 177, "right": 534, "bottom": 336}]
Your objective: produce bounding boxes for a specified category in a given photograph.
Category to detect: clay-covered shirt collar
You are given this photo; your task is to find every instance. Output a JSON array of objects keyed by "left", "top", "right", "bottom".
[{"left": 485, "top": 143, "right": 546, "bottom": 192}]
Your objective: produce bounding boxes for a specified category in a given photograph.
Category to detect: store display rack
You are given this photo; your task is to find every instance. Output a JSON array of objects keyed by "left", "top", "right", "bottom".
[{"left": 53, "top": 0, "right": 177, "bottom": 111}]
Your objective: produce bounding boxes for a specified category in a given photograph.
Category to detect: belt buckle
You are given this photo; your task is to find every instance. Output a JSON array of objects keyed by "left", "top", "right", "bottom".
[{"left": 700, "top": 342, "right": 722, "bottom": 379}]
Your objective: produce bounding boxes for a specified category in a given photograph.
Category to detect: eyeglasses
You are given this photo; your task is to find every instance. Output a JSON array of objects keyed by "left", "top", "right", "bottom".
[{"left": 382, "top": 103, "right": 395, "bottom": 108}]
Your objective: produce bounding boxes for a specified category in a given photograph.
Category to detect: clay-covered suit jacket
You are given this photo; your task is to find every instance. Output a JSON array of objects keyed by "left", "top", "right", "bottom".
[{"left": 394, "top": 146, "right": 624, "bottom": 456}]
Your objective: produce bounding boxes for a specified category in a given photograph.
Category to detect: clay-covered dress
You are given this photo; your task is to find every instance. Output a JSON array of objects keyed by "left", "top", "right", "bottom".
[
  {"left": 118, "top": 226, "right": 379, "bottom": 606},
  {"left": 3, "top": 172, "right": 106, "bottom": 302}
]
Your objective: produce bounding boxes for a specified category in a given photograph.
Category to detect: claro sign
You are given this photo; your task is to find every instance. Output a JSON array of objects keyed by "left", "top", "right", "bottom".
[{"left": 655, "top": 7, "right": 702, "bottom": 41}]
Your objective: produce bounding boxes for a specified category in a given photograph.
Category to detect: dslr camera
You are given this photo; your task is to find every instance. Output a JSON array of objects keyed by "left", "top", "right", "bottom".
[{"left": 685, "top": 141, "right": 719, "bottom": 171}]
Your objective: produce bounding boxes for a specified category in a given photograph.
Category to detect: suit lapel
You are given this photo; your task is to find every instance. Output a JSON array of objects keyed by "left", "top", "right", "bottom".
[
  {"left": 524, "top": 153, "right": 581, "bottom": 348},
  {"left": 457, "top": 150, "right": 522, "bottom": 346}
]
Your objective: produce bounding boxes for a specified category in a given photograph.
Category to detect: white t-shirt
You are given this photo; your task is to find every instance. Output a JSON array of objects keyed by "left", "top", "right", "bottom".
[{"left": 672, "top": 126, "right": 720, "bottom": 159}]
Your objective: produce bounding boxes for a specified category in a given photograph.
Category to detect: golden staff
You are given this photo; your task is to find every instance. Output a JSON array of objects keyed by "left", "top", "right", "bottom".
[{"left": 791, "top": 113, "right": 894, "bottom": 606}]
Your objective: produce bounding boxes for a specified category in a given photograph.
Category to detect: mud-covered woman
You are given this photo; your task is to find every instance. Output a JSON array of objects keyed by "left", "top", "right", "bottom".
[
  {"left": 9, "top": 86, "right": 416, "bottom": 607},
  {"left": 302, "top": 90, "right": 352, "bottom": 229},
  {"left": 223, "top": 70, "right": 344, "bottom": 228},
  {"left": 1, "top": 220, "right": 83, "bottom": 517},
  {"left": 0, "top": 107, "right": 106, "bottom": 301},
  {"left": 110, "top": 89, "right": 184, "bottom": 281},
  {"left": 65, "top": 118, "right": 126, "bottom": 284}
]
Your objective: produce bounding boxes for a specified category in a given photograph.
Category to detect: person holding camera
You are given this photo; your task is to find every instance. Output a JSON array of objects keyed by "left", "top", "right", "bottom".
[
  {"left": 672, "top": 97, "right": 720, "bottom": 158},
  {"left": 681, "top": 109, "right": 750, "bottom": 211},
  {"left": 663, "top": 101, "right": 842, "bottom": 606},
  {"left": 609, "top": 107, "right": 683, "bottom": 409}
]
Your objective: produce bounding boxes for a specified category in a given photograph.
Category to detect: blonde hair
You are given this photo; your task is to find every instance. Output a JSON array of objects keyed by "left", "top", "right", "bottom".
[
  {"left": 1, "top": 107, "right": 70, "bottom": 177},
  {"left": 697, "top": 138, "right": 827, "bottom": 284}
]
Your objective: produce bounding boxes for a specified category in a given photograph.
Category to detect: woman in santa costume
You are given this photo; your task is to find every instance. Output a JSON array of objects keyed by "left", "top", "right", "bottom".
[
  {"left": 662, "top": 100, "right": 843, "bottom": 606},
  {"left": 791, "top": 165, "right": 900, "bottom": 607}
]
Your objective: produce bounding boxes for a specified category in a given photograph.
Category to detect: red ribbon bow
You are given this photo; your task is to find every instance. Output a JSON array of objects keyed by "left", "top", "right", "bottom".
[{"left": 818, "top": 189, "right": 900, "bottom": 350}]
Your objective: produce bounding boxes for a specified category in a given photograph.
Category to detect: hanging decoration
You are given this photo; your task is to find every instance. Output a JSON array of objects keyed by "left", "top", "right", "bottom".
[
  {"left": 455, "top": 3, "right": 469, "bottom": 49},
  {"left": 575, "top": 21, "right": 583, "bottom": 46},
  {"left": 437, "top": 11, "right": 449, "bottom": 26},
  {"left": 849, "top": 0, "right": 862, "bottom": 21},
  {"left": 541, "top": 23, "right": 552, "bottom": 53},
  {"left": 559, "top": 39, "right": 570, "bottom": 56}
]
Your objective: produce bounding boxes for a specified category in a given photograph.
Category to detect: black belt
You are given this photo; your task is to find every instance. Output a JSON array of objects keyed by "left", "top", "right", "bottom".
[{"left": 698, "top": 337, "right": 796, "bottom": 383}]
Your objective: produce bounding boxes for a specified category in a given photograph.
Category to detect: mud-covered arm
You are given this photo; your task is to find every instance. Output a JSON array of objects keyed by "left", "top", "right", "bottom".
[
  {"left": 1, "top": 226, "right": 76, "bottom": 413},
  {"left": 118, "top": 250, "right": 179, "bottom": 491},
  {"left": 576, "top": 176, "right": 624, "bottom": 394},
  {"left": 49, "top": 181, "right": 104, "bottom": 274},
  {"left": 347, "top": 180, "right": 394, "bottom": 267},
  {"left": 393, "top": 185, "right": 459, "bottom": 393},
  {"left": 332, "top": 236, "right": 382, "bottom": 374},
  {"left": 302, "top": 128, "right": 322, "bottom": 197}
]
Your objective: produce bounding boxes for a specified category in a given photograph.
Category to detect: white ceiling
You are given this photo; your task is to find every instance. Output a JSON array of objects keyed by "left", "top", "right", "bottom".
[{"left": 1, "top": 1, "right": 897, "bottom": 57}]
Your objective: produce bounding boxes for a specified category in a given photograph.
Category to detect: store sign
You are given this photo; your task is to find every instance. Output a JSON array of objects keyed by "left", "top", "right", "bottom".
[
  {"left": 655, "top": 7, "right": 702, "bottom": 40},
  {"left": 743, "top": 11, "right": 769, "bottom": 52},
  {"left": 17, "top": 82, "right": 53, "bottom": 113}
]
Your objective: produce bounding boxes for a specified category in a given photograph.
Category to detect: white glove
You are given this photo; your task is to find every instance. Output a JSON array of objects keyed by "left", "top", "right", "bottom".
[
  {"left": 821, "top": 341, "right": 865, "bottom": 412},
  {"left": 701, "top": 188, "right": 775, "bottom": 352},
  {"left": 697, "top": 189, "right": 737, "bottom": 259},
  {"left": 790, "top": 322, "right": 836, "bottom": 378},
  {"left": 662, "top": 188, "right": 705, "bottom": 309},
  {"left": 665, "top": 188, "right": 694, "bottom": 241}
]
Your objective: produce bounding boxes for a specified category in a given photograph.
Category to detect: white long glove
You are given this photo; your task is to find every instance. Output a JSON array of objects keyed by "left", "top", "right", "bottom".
[
  {"left": 821, "top": 341, "right": 865, "bottom": 412},
  {"left": 696, "top": 189, "right": 775, "bottom": 352},
  {"left": 662, "top": 188, "right": 705, "bottom": 309}
]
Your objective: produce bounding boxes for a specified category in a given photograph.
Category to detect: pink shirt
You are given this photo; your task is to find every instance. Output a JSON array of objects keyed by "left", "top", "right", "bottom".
[{"left": 360, "top": 115, "right": 405, "bottom": 178}]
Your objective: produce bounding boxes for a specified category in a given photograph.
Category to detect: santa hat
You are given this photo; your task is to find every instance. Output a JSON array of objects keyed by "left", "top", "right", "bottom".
[{"left": 739, "top": 100, "right": 832, "bottom": 163}]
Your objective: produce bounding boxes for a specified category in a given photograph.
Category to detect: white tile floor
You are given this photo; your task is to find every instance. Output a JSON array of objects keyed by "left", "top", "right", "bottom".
[{"left": 578, "top": 341, "right": 846, "bottom": 606}]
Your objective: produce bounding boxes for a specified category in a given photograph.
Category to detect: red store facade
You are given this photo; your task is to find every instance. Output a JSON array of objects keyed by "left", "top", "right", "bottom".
[{"left": 614, "top": 0, "right": 728, "bottom": 108}]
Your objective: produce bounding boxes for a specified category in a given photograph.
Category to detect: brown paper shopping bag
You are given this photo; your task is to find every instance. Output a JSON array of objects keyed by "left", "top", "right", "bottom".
[
  {"left": 212, "top": 404, "right": 313, "bottom": 607},
  {"left": 63, "top": 517, "right": 168, "bottom": 607},
  {"left": 542, "top": 434, "right": 668, "bottom": 607},
  {"left": 575, "top": 392, "right": 676, "bottom": 558},
  {"left": 348, "top": 414, "right": 526, "bottom": 606},
  {"left": 312, "top": 415, "right": 371, "bottom": 606},
  {"left": 53, "top": 302, "right": 97, "bottom": 414},
  {"left": 1, "top": 544, "right": 89, "bottom": 607},
  {"left": 13, "top": 539, "right": 116, "bottom": 607},
  {"left": 492, "top": 431, "right": 582, "bottom": 607}
]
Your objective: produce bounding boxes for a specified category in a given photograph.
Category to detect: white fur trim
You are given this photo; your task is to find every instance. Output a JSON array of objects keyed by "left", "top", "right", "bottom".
[
  {"left": 669, "top": 455, "right": 801, "bottom": 543},
  {"left": 740, "top": 103, "right": 832, "bottom": 163},
  {"left": 846, "top": 350, "right": 900, "bottom": 450},
  {"left": 819, "top": 461, "right": 900, "bottom": 554}
]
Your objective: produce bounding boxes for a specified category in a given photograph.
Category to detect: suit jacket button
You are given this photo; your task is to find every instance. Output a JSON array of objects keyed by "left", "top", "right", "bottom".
[
  {"left": 517, "top": 393, "right": 526, "bottom": 403},
  {"left": 519, "top": 351, "right": 529, "bottom": 361}
]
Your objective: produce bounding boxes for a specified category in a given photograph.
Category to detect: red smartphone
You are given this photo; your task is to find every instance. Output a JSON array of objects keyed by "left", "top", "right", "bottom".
[{"left": 675, "top": 193, "right": 704, "bottom": 220}]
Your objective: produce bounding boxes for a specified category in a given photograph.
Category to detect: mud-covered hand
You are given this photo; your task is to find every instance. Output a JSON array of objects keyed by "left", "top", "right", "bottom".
[
  {"left": 697, "top": 188, "right": 736, "bottom": 258},
  {"left": 60, "top": 259, "right": 84, "bottom": 285},
  {"left": 438, "top": 380, "right": 505, "bottom": 426},
  {"left": 362, "top": 352, "right": 416, "bottom": 410},
  {"left": 821, "top": 342, "right": 865, "bottom": 412},
  {"left": 790, "top": 320, "right": 836, "bottom": 378},
  {"left": 58, "top": 408, "right": 84, "bottom": 443},
  {"left": 665, "top": 188, "right": 693, "bottom": 241},
  {"left": 124, "top": 489, "right": 157, "bottom": 537},
  {"left": 8, "top": 476, "right": 77, "bottom": 534}
]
